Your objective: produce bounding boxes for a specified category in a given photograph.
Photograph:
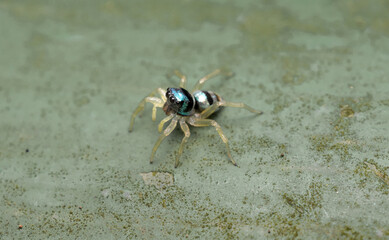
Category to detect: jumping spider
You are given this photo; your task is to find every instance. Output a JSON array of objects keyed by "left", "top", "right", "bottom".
[{"left": 129, "top": 69, "right": 262, "bottom": 168}]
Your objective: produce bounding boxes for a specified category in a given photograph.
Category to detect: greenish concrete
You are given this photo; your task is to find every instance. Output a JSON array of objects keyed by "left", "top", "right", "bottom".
[{"left": 1, "top": 0, "right": 389, "bottom": 238}]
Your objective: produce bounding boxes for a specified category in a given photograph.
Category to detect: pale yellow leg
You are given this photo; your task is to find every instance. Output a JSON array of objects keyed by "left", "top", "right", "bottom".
[
  {"left": 221, "top": 101, "right": 263, "bottom": 114},
  {"left": 200, "top": 102, "right": 222, "bottom": 119},
  {"left": 158, "top": 115, "right": 174, "bottom": 133},
  {"left": 188, "top": 118, "right": 237, "bottom": 166},
  {"left": 157, "top": 88, "right": 167, "bottom": 102},
  {"left": 150, "top": 118, "right": 178, "bottom": 164},
  {"left": 192, "top": 69, "right": 234, "bottom": 92},
  {"left": 129, "top": 89, "right": 158, "bottom": 132},
  {"left": 129, "top": 88, "right": 165, "bottom": 132},
  {"left": 199, "top": 100, "right": 262, "bottom": 119},
  {"left": 145, "top": 97, "right": 164, "bottom": 121},
  {"left": 176, "top": 119, "right": 190, "bottom": 168},
  {"left": 172, "top": 70, "right": 187, "bottom": 88}
]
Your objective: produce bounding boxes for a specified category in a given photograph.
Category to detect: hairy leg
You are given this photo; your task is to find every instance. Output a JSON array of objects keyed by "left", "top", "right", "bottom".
[
  {"left": 192, "top": 69, "right": 233, "bottom": 92},
  {"left": 129, "top": 88, "right": 160, "bottom": 132},
  {"left": 199, "top": 100, "right": 262, "bottom": 119},
  {"left": 200, "top": 102, "right": 222, "bottom": 119},
  {"left": 176, "top": 119, "right": 190, "bottom": 168},
  {"left": 157, "top": 88, "right": 167, "bottom": 102},
  {"left": 150, "top": 117, "right": 178, "bottom": 164},
  {"left": 145, "top": 97, "right": 164, "bottom": 121},
  {"left": 158, "top": 115, "right": 174, "bottom": 133},
  {"left": 221, "top": 101, "right": 263, "bottom": 114},
  {"left": 172, "top": 70, "right": 187, "bottom": 88},
  {"left": 188, "top": 118, "right": 237, "bottom": 166}
]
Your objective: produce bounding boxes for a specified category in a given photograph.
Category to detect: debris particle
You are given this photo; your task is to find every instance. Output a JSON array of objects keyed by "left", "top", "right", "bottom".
[
  {"left": 18, "top": 225, "right": 23, "bottom": 229},
  {"left": 140, "top": 172, "right": 174, "bottom": 190},
  {"left": 340, "top": 105, "right": 354, "bottom": 117},
  {"left": 122, "top": 190, "right": 132, "bottom": 200},
  {"left": 101, "top": 189, "right": 111, "bottom": 198}
]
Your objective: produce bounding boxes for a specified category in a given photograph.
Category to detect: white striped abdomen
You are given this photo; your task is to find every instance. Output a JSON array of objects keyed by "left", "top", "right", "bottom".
[{"left": 193, "top": 90, "right": 222, "bottom": 113}]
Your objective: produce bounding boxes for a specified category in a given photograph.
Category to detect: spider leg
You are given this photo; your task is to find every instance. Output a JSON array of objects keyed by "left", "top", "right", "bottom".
[
  {"left": 200, "top": 102, "right": 222, "bottom": 119},
  {"left": 150, "top": 117, "right": 178, "bottom": 164},
  {"left": 172, "top": 70, "right": 187, "bottom": 88},
  {"left": 220, "top": 101, "right": 263, "bottom": 114},
  {"left": 192, "top": 69, "right": 234, "bottom": 92},
  {"left": 157, "top": 88, "right": 167, "bottom": 102},
  {"left": 199, "top": 100, "right": 263, "bottom": 119},
  {"left": 176, "top": 119, "right": 190, "bottom": 168},
  {"left": 145, "top": 97, "right": 164, "bottom": 121},
  {"left": 129, "top": 88, "right": 165, "bottom": 132},
  {"left": 158, "top": 114, "right": 174, "bottom": 133},
  {"left": 188, "top": 118, "right": 237, "bottom": 166}
]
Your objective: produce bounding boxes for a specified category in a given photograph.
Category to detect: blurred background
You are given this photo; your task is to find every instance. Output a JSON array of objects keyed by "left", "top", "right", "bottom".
[{"left": 1, "top": 0, "right": 388, "bottom": 238}]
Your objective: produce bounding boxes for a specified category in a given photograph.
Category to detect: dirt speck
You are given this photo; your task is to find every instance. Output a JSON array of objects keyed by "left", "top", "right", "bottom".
[{"left": 340, "top": 105, "right": 354, "bottom": 117}]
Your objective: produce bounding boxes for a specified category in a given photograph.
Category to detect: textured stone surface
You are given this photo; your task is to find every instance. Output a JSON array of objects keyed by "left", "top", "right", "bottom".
[{"left": 1, "top": 0, "right": 388, "bottom": 238}]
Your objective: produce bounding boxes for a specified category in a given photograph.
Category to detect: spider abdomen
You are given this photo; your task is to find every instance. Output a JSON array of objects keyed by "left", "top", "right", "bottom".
[{"left": 193, "top": 90, "right": 222, "bottom": 112}]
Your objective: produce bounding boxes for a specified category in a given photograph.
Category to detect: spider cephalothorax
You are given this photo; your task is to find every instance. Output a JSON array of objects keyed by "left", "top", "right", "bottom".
[
  {"left": 129, "top": 69, "right": 262, "bottom": 168},
  {"left": 164, "top": 88, "right": 195, "bottom": 116}
]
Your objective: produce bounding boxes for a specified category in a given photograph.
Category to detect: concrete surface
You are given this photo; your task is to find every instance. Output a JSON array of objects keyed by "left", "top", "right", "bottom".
[{"left": 1, "top": 0, "right": 388, "bottom": 239}]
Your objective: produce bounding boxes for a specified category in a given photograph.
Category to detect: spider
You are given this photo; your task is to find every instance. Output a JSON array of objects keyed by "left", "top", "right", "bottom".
[{"left": 129, "top": 69, "right": 262, "bottom": 168}]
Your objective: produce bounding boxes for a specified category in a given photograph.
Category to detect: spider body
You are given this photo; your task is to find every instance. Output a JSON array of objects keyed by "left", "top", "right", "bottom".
[
  {"left": 193, "top": 90, "right": 222, "bottom": 112},
  {"left": 164, "top": 88, "right": 222, "bottom": 116},
  {"left": 129, "top": 69, "right": 262, "bottom": 168},
  {"left": 164, "top": 88, "right": 195, "bottom": 116}
]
